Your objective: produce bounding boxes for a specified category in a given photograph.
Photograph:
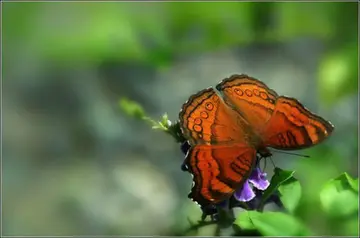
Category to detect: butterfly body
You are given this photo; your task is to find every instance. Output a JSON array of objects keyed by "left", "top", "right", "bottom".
[
  {"left": 256, "top": 146, "right": 273, "bottom": 159},
  {"left": 179, "top": 74, "right": 334, "bottom": 207}
]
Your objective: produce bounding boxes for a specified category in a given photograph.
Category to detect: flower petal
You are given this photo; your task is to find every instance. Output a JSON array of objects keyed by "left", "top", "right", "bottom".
[
  {"left": 234, "top": 180, "right": 255, "bottom": 202},
  {"left": 249, "top": 167, "right": 270, "bottom": 190}
]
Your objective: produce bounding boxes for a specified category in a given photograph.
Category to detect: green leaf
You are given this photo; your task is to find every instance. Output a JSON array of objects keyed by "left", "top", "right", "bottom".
[
  {"left": 159, "top": 113, "right": 172, "bottom": 129},
  {"left": 119, "top": 97, "right": 146, "bottom": 119},
  {"left": 320, "top": 172, "right": 359, "bottom": 218},
  {"left": 278, "top": 177, "right": 302, "bottom": 214},
  {"left": 235, "top": 210, "right": 311, "bottom": 236},
  {"left": 344, "top": 173, "right": 359, "bottom": 192},
  {"left": 260, "top": 167, "right": 295, "bottom": 208},
  {"left": 235, "top": 210, "right": 256, "bottom": 230}
]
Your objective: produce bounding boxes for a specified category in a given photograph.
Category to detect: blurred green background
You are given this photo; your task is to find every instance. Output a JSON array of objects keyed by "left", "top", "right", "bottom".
[{"left": 2, "top": 1, "right": 358, "bottom": 236}]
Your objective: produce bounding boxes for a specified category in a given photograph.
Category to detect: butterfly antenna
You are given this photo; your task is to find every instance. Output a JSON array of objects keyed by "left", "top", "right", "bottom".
[{"left": 271, "top": 150, "right": 310, "bottom": 158}]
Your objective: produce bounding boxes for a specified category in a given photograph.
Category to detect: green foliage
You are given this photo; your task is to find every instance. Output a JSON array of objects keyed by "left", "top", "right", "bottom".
[
  {"left": 235, "top": 210, "right": 311, "bottom": 236},
  {"left": 119, "top": 98, "right": 185, "bottom": 143},
  {"left": 119, "top": 98, "right": 146, "bottom": 120},
  {"left": 119, "top": 97, "right": 171, "bottom": 129},
  {"left": 319, "top": 172, "right": 359, "bottom": 218},
  {"left": 278, "top": 177, "right": 302, "bottom": 214},
  {"left": 258, "top": 168, "right": 301, "bottom": 214},
  {"left": 235, "top": 171, "right": 358, "bottom": 236},
  {"left": 260, "top": 168, "right": 298, "bottom": 210}
]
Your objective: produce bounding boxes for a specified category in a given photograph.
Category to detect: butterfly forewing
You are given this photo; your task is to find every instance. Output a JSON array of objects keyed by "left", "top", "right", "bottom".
[
  {"left": 216, "top": 74, "right": 279, "bottom": 136},
  {"left": 216, "top": 74, "right": 334, "bottom": 150},
  {"left": 179, "top": 87, "right": 252, "bottom": 146},
  {"left": 261, "top": 96, "right": 334, "bottom": 150}
]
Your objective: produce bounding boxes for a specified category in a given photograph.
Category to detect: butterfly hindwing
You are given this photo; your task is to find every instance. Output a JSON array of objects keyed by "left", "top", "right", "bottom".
[{"left": 186, "top": 144, "right": 256, "bottom": 206}]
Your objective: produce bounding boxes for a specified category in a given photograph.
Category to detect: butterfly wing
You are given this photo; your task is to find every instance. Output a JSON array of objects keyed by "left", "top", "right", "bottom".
[
  {"left": 179, "top": 87, "right": 253, "bottom": 146},
  {"left": 216, "top": 74, "right": 334, "bottom": 150},
  {"left": 179, "top": 87, "right": 257, "bottom": 206},
  {"left": 216, "top": 74, "right": 278, "bottom": 135},
  {"left": 262, "top": 96, "right": 334, "bottom": 150},
  {"left": 186, "top": 144, "right": 256, "bottom": 206}
]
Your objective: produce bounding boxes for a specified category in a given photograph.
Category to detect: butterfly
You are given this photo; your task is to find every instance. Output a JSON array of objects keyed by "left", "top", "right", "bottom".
[{"left": 179, "top": 74, "right": 334, "bottom": 207}]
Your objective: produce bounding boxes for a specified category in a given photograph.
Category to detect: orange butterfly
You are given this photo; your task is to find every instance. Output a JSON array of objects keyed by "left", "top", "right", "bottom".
[{"left": 179, "top": 74, "right": 334, "bottom": 207}]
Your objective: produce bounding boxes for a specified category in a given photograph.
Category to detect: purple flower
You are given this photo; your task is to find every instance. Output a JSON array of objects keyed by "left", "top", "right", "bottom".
[{"left": 234, "top": 167, "right": 270, "bottom": 202}]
